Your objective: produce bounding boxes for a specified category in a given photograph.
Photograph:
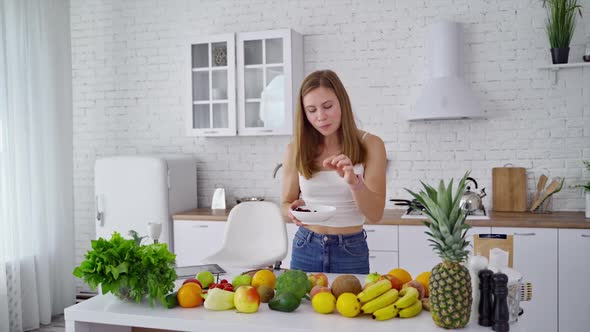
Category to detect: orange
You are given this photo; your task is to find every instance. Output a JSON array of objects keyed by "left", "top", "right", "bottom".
[
  {"left": 388, "top": 268, "right": 412, "bottom": 285},
  {"left": 177, "top": 283, "right": 203, "bottom": 308},
  {"left": 251, "top": 269, "right": 276, "bottom": 289},
  {"left": 416, "top": 271, "right": 431, "bottom": 297}
]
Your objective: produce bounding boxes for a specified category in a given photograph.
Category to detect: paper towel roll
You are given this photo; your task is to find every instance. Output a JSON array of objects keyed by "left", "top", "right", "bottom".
[{"left": 489, "top": 248, "right": 509, "bottom": 270}]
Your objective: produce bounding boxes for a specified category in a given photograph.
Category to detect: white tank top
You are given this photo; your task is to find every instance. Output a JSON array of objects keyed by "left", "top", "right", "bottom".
[
  {"left": 299, "top": 164, "right": 365, "bottom": 227},
  {"left": 298, "top": 132, "right": 369, "bottom": 227}
]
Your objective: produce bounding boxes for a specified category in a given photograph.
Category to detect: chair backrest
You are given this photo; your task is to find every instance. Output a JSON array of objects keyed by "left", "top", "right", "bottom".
[{"left": 220, "top": 201, "right": 288, "bottom": 260}]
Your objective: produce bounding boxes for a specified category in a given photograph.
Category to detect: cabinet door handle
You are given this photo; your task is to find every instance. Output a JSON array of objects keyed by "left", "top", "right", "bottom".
[
  {"left": 203, "top": 130, "right": 219, "bottom": 134},
  {"left": 514, "top": 232, "right": 536, "bottom": 236},
  {"left": 581, "top": 234, "right": 590, "bottom": 238},
  {"left": 257, "top": 129, "right": 274, "bottom": 133},
  {"left": 194, "top": 225, "right": 209, "bottom": 228},
  {"left": 369, "top": 255, "right": 376, "bottom": 259},
  {"left": 365, "top": 229, "right": 376, "bottom": 233}
]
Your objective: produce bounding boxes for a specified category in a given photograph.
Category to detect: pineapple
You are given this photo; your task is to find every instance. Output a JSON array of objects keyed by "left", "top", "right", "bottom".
[{"left": 407, "top": 173, "right": 472, "bottom": 329}]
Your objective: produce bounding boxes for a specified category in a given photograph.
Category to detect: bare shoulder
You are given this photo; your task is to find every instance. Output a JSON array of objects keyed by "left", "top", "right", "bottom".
[{"left": 360, "top": 131, "right": 385, "bottom": 151}]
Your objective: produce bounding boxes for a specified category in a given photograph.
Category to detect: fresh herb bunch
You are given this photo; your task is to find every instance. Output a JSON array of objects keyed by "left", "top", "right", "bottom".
[
  {"left": 575, "top": 160, "right": 590, "bottom": 192},
  {"left": 73, "top": 232, "right": 177, "bottom": 307},
  {"left": 543, "top": 0, "right": 583, "bottom": 49}
]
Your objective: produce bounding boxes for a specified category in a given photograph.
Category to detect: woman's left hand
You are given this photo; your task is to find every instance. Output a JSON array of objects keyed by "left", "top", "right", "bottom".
[{"left": 322, "top": 154, "right": 358, "bottom": 185}]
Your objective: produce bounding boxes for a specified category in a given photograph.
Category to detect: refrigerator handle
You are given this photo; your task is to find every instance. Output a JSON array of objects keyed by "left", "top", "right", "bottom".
[{"left": 96, "top": 195, "right": 104, "bottom": 226}]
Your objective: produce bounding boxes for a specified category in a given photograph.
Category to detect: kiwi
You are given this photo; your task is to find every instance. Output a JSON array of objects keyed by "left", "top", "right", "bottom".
[
  {"left": 330, "top": 275, "right": 362, "bottom": 299},
  {"left": 257, "top": 285, "right": 275, "bottom": 303}
]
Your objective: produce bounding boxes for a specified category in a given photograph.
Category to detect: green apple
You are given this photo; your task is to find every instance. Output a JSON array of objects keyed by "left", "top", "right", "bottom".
[
  {"left": 196, "top": 271, "right": 215, "bottom": 288},
  {"left": 364, "top": 272, "right": 381, "bottom": 285},
  {"left": 232, "top": 274, "right": 252, "bottom": 288}
]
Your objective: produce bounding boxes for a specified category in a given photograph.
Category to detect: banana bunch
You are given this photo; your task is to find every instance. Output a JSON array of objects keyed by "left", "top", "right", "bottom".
[
  {"left": 360, "top": 289, "right": 398, "bottom": 314},
  {"left": 357, "top": 279, "right": 392, "bottom": 302},
  {"left": 372, "top": 286, "right": 423, "bottom": 321}
]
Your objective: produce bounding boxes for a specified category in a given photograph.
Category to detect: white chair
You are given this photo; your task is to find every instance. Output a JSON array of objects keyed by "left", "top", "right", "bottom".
[{"left": 201, "top": 201, "right": 288, "bottom": 269}]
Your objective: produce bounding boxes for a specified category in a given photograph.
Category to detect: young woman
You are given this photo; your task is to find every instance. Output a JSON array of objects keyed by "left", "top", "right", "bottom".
[{"left": 281, "top": 70, "right": 387, "bottom": 274}]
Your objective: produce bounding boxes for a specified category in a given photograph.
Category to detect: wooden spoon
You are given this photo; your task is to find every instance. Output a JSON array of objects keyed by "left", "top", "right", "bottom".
[
  {"left": 530, "top": 178, "right": 564, "bottom": 212},
  {"left": 529, "top": 174, "right": 548, "bottom": 211}
]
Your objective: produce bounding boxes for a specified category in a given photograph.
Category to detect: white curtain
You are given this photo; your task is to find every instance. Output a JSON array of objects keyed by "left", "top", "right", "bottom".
[{"left": 0, "top": 0, "right": 75, "bottom": 331}]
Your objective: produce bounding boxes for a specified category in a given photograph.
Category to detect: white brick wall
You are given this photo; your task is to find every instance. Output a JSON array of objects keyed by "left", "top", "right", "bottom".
[{"left": 70, "top": 0, "right": 590, "bottom": 289}]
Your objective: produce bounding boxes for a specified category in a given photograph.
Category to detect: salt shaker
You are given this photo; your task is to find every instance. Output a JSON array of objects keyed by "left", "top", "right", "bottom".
[
  {"left": 478, "top": 269, "right": 493, "bottom": 327},
  {"left": 467, "top": 255, "right": 488, "bottom": 323},
  {"left": 492, "top": 272, "right": 510, "bottom": 332}
]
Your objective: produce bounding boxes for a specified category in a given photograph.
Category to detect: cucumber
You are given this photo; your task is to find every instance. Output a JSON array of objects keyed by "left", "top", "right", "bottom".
[
  {"left": 268, "top": 292, "right": 301, "bottom": 312},
  {"left": 164, "top": 291, "right": 178, "bottom": 309}
]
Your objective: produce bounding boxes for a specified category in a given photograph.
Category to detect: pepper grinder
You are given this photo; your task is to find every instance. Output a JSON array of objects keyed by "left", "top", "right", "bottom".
[
  {"left": 478, "top": 269, "right": 494, "bottom": 327},
  {"left": 492, "top": 272, "right": 510, "bottom": 332}
]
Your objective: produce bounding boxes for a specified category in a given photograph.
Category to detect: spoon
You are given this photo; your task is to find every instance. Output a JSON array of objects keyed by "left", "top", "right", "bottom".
[{"left": 529, "top": 174, "right": 548, "bottom": 211}]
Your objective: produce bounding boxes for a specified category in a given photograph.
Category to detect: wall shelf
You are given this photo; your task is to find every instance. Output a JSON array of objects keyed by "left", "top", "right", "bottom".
[{"left": 538, "top": 62, "right": 590, "bottom": 84}]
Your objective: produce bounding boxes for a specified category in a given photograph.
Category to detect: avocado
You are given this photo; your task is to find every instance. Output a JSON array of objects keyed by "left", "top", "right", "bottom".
[{"left": 268, "top": 292, "right": 301, "bottom": 312}]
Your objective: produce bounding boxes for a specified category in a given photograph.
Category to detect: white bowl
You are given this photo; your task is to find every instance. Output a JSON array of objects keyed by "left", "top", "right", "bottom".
[{"left": 290, "top": 205, "right": 336, "bottom": 224}]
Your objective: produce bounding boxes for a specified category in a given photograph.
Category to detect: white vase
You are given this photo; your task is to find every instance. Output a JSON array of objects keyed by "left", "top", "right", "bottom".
[{"left": 586, "top": 192, "right": 590, "bottom": 219}]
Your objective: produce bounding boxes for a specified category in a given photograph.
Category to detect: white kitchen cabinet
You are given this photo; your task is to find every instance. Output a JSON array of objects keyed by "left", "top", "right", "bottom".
[
  {"left": 492, "top": 227, "right": 558, "bottom": 332},
  {"left": 186, "top": 29, "right": 303, "bottom": 137},
  {"left": 399, "top": 225, "right": 490, "bottom": 279},
  {"left": 186, "top": 34, "right": 237, "bottom": 136},
  {"left": 365, "top": 224, "right": 398, "bottom": 273},
  {"left": 558, "top": 228, "right": 590, "bottom": 332},
  {"left": 236, "top": 29, "right": 303, "bottom": 136},
  {"left": 173, "top": 220, "right": 226, "bottom": 267}
]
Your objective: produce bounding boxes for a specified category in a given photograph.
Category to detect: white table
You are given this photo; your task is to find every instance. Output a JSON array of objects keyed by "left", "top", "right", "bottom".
[{"left": 65, "top": 292, "right": 527, "bottom": 332}]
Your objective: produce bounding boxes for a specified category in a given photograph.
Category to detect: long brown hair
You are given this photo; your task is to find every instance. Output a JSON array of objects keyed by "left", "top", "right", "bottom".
[{"left": 294, "top": 70, "right": 366, "bottom": 179}]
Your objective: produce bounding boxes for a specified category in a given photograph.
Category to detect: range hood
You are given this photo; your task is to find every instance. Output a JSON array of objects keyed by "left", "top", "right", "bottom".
[{"left": 409, "top": 21, "right": 482, "bottom": 121}]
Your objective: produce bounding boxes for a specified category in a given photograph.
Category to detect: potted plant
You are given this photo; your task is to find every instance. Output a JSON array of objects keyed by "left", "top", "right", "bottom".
[
  {"left": 575, "top": 160, "right": 590, "bottom": 218},
  {"left": 543, "top": 0, "right": 583, "bottom": 64},
  {"left": 73, "top": 231, "right": 177, "bottom": 306}
]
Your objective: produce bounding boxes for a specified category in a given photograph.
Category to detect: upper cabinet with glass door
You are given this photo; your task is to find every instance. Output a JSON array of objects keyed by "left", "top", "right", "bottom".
[
  {"left": 186, "top": 34, "right": 236, "bottom": 136},
  {"left": 236, "top": 29, "right": 303, "bottom": 136}
]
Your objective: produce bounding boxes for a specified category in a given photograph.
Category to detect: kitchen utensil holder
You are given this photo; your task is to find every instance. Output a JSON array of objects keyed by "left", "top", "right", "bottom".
[{"left": 532, "top": 195, "right": 553, "bottom": 214}]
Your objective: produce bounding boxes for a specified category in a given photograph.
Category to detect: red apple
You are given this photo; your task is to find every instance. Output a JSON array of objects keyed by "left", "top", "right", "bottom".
[
  {"left": 233, "top": 286, "right": 260, "bottom": 313},
  {"left": 308, "top": 273, "right": 329, "bottom": 287},
  {"left": 309, "top": 285, "right": 332, "bottom": 299},
  {"left": 183, "top": 278, "right": 203, "bottom": 288},
  {"left": 379, "top": 274, "right": 403, "bottom": 291}
]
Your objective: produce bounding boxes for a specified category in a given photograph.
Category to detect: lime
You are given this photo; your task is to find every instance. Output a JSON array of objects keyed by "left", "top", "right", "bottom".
[
  {"left": 336, "top": 293, "right": 361, "bottom": 318},
  {"left": 311, "top": 292, "right": 336, "bottom": 314}
]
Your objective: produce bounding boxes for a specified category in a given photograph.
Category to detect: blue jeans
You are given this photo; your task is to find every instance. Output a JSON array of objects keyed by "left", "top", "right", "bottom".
[{"left": 289, "top": 227, "right": 369, "bottom": 274}]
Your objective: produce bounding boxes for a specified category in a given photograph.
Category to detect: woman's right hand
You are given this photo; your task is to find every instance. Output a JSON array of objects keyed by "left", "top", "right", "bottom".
[{"left": 288, "top": 199, "right": 306, "bottom": 226}]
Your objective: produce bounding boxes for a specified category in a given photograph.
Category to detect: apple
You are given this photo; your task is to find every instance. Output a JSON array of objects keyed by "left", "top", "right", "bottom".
[
  {"left": 364, "top": 272, "right": 381, "bottom": 285},
  {"left": 196, "top": 271, "right": 215, "bottom": 289},
  {"left": 232, "top": 274, "right": 252, "bottom": 288},
  {"left": 233, "top": 286, "right": 260, "bottom": 313},
  {"left": 182, "top": 278, "right": 203, "bottom": 288},
  {"left": 309, "top": 285, "right": 331, "bottom": 299},
  {"left": 379, "top": 274, "right": 403, "bottom": 291},
  {"left": 308, "top": 273, "right": 329, "bottom": 287}
]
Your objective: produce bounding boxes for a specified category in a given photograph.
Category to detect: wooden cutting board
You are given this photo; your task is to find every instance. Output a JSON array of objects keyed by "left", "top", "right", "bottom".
[{"left": 492, "top": 167, "right": 527, "bottom": 212}]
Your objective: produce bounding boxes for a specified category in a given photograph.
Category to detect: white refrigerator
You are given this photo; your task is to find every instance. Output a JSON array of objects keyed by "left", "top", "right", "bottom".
[{"left": 94, "top": 155, "right": 197, "bottom": 252}]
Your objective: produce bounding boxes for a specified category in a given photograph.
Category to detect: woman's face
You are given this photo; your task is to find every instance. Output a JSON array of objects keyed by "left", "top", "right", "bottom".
[{"left": 302, "top": 86, "right": 342, "bottom": 136}]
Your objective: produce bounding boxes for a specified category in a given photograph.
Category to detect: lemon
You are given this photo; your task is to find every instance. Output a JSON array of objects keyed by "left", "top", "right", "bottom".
[
  {"left": 311, "top": 292, "right": 336, "bottom": 314},
  {"left": 336, "top": 293, "right": 361, "bottom": 318}
]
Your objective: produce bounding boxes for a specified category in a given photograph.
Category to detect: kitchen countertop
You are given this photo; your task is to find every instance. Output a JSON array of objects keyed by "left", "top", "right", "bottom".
[
  {"left": 173, "top": 208, "right": 590, "bottom": 229},
  {"left": 65, "top": 272, "right": 527, "bottom": 332}
]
